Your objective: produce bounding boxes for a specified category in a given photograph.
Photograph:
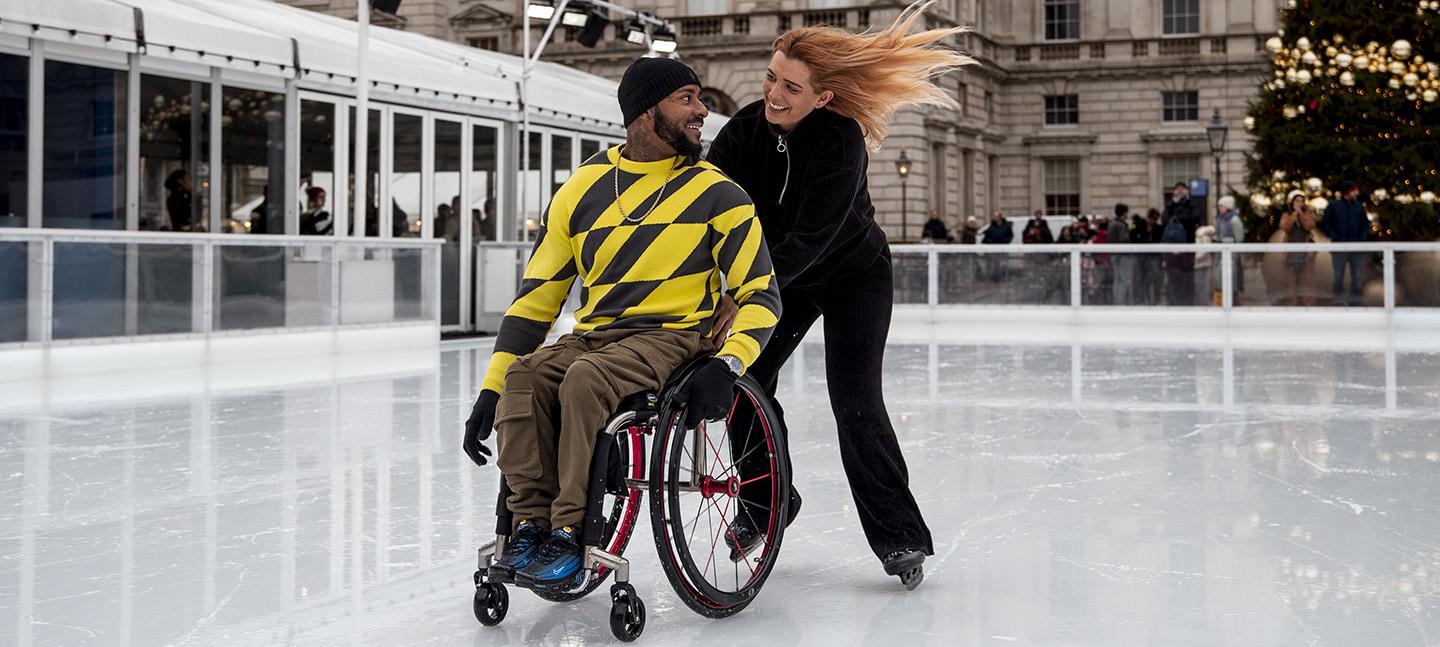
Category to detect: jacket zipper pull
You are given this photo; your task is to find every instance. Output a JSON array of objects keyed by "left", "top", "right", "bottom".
[{"left": 776, "top": 135, "right": 787, "bottom": 153}]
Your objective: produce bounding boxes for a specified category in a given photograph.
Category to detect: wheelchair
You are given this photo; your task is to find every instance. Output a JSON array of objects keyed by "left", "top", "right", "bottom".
[{"left": 471, "top": 357, "right": 792, "bottom": 641}]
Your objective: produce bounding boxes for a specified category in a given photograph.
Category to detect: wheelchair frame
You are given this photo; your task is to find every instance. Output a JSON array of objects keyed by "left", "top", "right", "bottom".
[{"left": 472, "top": 365, "right": 790, "bottom": 641}]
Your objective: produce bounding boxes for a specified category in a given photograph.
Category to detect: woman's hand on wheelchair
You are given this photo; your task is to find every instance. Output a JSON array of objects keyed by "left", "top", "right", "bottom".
[
  {"left": 464, "top": 390, "right": 500, "bottom": 467},
  {"left": 673, "top": 358, "right": 738, "bottom": 428}
]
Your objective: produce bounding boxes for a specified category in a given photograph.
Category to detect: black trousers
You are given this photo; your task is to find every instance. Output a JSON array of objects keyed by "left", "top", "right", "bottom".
[{"left": 731, "top": 250, "right": 934, "bottom": 559}]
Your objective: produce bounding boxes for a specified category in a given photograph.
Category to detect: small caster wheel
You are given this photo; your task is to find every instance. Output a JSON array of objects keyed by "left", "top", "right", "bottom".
[
  {"left": 609, "top": 583, "right": 645, "bottom": 642},
  {"left": 473, "top": 583, "right": 508, "bottom": 626}
]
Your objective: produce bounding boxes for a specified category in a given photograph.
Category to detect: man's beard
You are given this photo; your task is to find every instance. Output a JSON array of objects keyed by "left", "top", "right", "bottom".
[{"left": 653, "top": 109, "right": 702, "bottom": 160}]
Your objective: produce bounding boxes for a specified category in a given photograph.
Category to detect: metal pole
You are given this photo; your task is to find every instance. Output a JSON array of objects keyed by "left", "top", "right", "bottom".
[
  {"left": 901, "top": 181, "right": 907, "bottom": 242},
  {"left": 520, "top": 2, "right": 530, "bottom": 244},
  {"left": 355, "top": 0, "right": 370, "bottom": 239}
]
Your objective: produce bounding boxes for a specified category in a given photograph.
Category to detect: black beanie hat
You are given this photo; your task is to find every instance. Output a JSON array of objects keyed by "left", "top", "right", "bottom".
[{"left": 618, "top": 57, "right": 701, "bottom": 127}]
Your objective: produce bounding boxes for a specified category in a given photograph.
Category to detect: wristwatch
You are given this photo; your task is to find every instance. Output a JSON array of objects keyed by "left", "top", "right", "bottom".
[{"left": 717, "top": 354, "right": 744, "bottom": 377}]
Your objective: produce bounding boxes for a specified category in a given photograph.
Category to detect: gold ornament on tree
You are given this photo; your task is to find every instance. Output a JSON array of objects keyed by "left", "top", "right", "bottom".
[{"left": 1393, "top": 40, "right": 1413, "bottom": 59}]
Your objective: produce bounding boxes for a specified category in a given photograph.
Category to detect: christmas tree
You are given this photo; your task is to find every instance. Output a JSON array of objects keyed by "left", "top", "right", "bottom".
[{"left": 1243, "top": 0, "right": 1439, "bottom": 240}]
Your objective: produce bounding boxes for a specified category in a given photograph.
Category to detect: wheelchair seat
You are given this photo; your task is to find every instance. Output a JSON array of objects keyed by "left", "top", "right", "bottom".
[{"left": 614, "top": 391, "right": 659, "bottom": 416}]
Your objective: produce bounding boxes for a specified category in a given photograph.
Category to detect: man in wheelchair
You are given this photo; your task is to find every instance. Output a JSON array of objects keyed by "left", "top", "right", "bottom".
[{"left": 461, "top": 57, "right": 782, "bottom": 591}]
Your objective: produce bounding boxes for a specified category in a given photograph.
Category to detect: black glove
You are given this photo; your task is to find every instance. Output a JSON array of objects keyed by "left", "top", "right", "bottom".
[
  {"left": 672, "top": 358, "right": 738, "bottom": 428},
  {"left": 463, "top": 390, "right": 500, "bottom": 467}
]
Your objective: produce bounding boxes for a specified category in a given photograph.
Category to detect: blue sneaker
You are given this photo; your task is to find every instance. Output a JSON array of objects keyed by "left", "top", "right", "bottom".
[
  {"left": 515, "top": 525, "right": 584, "bottom": 590},
  {"left": 486, "top": 519, "right": 544, "bottom": 584}
]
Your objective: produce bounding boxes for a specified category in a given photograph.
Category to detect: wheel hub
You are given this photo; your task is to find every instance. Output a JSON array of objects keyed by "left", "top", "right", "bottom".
[{"left": 698, "top": 476, "right": 738, "bottom": 499}]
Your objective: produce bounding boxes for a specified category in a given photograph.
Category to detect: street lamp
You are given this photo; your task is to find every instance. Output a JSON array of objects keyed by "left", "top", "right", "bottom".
[
  {"left": 1206, "top": 108, "right": 1228, "bottom": 223},
  {"left": 895, "top": 150, "right": 912, "bottom": 242}
]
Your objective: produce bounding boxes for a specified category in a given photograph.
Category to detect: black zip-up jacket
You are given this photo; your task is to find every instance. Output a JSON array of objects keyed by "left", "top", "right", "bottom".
[{"left": 706, "top": 100, "right": 889, "bottom": 291}]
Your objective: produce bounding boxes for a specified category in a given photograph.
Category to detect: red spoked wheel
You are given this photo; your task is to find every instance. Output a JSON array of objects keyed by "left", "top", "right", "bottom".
[
  {"left": 533, "top": 419, "right": 647, "bottom": 602},
  {"left": 650, "top": 374, "right": 790, "bottom": 618}
]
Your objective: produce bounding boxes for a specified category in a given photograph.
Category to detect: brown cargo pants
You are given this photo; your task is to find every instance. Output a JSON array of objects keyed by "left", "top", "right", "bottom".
[{"left": 494, "top": 328, "right": 708, "bottom": 531}]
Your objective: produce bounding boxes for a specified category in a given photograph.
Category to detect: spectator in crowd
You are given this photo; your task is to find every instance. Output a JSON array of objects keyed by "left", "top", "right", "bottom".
[
  {"left": 164, "top": 169, "right": 193, "bottom": 232},
  {"left": 1162, "top": 182, "right": 1200, "bottom": 305},
  {"left": 1136, "top": 208, "right": 1163, "bottom": 305},
  {"left": 1146, "top": 208, "right": 1163, "bottom": 242},
  {"left": 981, "top": 210, "right": 1013, "bottom": 244},
  {"left": 922, "top": 208, "right": 952, "bottom": 243},
  {"left": 1214, "top": 195, "right": 1245, "bottom": 295},
  {"left": 959, "top": 215, "right": 980, "bottom": 244},
  {"left": 1129, "top": 211, "right": 1150, "bottom": 244},
  {"left": 1320, "top": 180, "right": 1369, "bottom": 306},
  {"left": 1109, "top": 203, "right": 1133, "bottom": 304},
  {"left": 1074, "top": 216, "right": 1094, "bottom": 242},
  {"left": 1280, "top": 191, "right": 1319, "bottom": 306},
  {"left": 1056, "top": 224, "right": 1079, "bottom": 244},
  {"left": 980, "top": 210, "right": 1012, "bottom": 282},
  {"left": 300, "top": 187, "right": 333, "bottom": 236},
  {"left": 1193, "top": 224, "right": 1216, "bottom": 304},
  {"left": 1022, "top": 209, "right": 1053, "bottom": 244}
]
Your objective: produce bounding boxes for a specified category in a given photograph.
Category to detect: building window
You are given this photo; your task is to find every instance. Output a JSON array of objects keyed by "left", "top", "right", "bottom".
[
  {"left": 434, "top": 119, "right": 463, "bottom": 325},
  {"left": 956, "top": 81, "right": 967, "bottom": 117},
  {"left": 0, "top": 53, "right": 28, "bottom": 228},
  {"left": 930, "top": 142, "right": 947, "bottom": 222},
  {"left": 221, "top": 87, "right": 284, "bottom": 234},
  {"left": 983, "top": 90, "right": 993, "bottom": 124},
  {"left": 467, "top": 36, "right": 500, "bottom": 51},
  {"left": 1162, "top": 0, "right": 1200, "bottom": 35},
  {"left": 1043, "top": 95, "right": 1078, "bottom": 125},
  {"left": 45, "top": 61, "right": 128, "bottom": 230},
  {"left": 299, "top": 99, "right": 335, "bottom": 235},
  {"left": 392, "top": 112, "right": 423, "bottom": 237},
  {"left": 140, "top": 75, "right": 212, "bottom": 232},
  {"left": 1044, "top": 0, "right": 1080, "bottom": 41},
  {"left": 470, "top": 124, "right": 499, "bottom": 243},
  {"left": 1162, "top": 90, "right": 1199, "bottom": 122},
  {"left": 1162, "top": 156, "right": 1200, "bottom": 193},
  {"left": 348, "top": 106, "right": 381, "bottom": 236},
  {"left": 1043, "top": 158, "right": 1081, "bottom": 216}
]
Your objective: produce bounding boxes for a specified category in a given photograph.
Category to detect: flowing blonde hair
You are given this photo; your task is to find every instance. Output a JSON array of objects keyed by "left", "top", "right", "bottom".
[{"left": 772, "top": 1, "right": 974, "bottom": 150}]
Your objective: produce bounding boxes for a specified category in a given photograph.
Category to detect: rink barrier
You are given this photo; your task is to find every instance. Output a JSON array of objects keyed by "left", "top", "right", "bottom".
[
  {"left": 0, "top": 229, "right": 443, "bottom": 364},
  {"left": 472, "top": 241, "right": 1440, "bottom": 327}
]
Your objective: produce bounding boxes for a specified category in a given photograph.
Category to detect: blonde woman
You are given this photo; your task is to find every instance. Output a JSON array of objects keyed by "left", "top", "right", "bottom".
[
  {"left": 1282, "top": 191, "right": 1318, "bottom": 306},
  {"left": 706, "top": 1, "right": 970, "bottom": 589}
]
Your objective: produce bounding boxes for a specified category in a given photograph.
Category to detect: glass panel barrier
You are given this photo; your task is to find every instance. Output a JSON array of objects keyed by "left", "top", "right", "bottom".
[
  {"left": 947, "top": 250, "right": 1072, "bottom": 305},
  {"left": 216, "top": 244, "right": 287, "bottom": 329},
  {"left": 1396, "top": 250, "right": 1440, "bottom": 308},
  {"left": 1081, "top": 248, "right": 1218, "bottom": 307},
  {"left": 53, "top": 242, "right": 125, "bottom": 338},
  {"left": 0, "top": 241, "right": 26, "bottom": 341},
  {"left": 53, "top": 242, "right": 195, "bottom": 339},
  {"left": 1235, "top": 248, "right": 1382, "bottom": 307},
  {"left": 891, "top": 252, "right": 928, "bottom": 304},
  {"left": 135, "top": 243, "right": 196, "bottom": 334},
  {"left": 283, "top": 243, "right": 335, "bottom": 327}
]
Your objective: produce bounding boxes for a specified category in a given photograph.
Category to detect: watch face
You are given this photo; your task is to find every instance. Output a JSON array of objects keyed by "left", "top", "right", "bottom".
[{"left": 723, "top": 356, "right": 743, "bottom": 375}]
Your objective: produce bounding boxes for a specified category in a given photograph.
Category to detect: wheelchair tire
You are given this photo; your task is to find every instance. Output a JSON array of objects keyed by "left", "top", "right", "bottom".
[
  {"left": 532, "top": 427, "right": 645, "bottom": 602},
  {"left": 649, "top": 372, "right": 791, "bottom": 618}
]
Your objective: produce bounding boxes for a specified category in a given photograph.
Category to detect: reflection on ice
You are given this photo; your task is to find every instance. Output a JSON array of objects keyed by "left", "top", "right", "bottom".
[{"left": 1, "top": 334, "right": 1438, "bottom": 646}]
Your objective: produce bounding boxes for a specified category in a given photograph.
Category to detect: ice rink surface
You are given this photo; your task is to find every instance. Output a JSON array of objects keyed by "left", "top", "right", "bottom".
[{"left": 3, "top": 325, "right": 1440, "bottom": 646}]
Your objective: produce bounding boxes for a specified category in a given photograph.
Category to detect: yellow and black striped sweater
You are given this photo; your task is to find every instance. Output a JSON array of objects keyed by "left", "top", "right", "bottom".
[{"left": 482, "top": 146, "right": 781, "bottom": 393}]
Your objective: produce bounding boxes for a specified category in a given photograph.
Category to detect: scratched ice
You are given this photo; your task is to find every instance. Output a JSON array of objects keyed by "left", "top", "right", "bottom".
[{"left": 2, "top": 330, "right": 1438, "bottom": 646}]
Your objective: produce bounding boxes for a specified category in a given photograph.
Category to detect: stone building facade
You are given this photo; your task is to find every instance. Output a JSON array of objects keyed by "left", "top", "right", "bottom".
[{"left": 278, "top": 0, "right": 1281, "bottom": 240}]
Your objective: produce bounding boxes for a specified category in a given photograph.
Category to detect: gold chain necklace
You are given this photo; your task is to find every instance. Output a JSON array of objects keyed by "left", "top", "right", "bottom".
[{"left": 614, "top": 147, "right": 681, "bottom": 224}]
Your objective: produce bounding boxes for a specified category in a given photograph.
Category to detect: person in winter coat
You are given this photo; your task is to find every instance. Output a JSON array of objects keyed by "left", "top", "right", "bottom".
[
  {"left": 1214, "top": 195, "right": 1245, "bottom": 294},
  {"left": 1161, "top": 182, "right": 1200, "bottom": 304},
  {"left": 921, "top": 209, "right": 952, "bottom": 242},
  {"left": 959, "top": 215, "right": 980, "bottom": 244},
  {"left": 705, "top": 1, "right": 966, "bottom": 589},
  {"left": 1321, "top": 180, "right": 1370, "bottom": 306}
]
